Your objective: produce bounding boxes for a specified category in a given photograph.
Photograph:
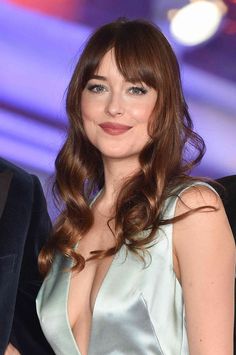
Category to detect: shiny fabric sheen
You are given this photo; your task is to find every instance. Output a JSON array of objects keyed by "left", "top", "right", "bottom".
[{"left": 36, "top": 183, "right": 215, "bottom": 354}]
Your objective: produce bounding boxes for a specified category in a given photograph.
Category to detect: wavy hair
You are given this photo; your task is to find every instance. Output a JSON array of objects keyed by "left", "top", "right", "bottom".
[{"left": 39, "top": 18, "right": 207, "bottom": 276}]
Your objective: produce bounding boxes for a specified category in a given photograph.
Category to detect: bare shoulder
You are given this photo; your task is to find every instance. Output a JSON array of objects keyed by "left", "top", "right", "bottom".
[
  {"left": 173, "top": 183, "right": 235, "bottom": 260},
  {"left": 175, "top": 184, "right": 221, "bottom": 215},
  {"left": 172, "top": 183, "right": 235, "bottom": 287},
  {"left": 172, "top": 183, "right": 235, "bottom": 353}
]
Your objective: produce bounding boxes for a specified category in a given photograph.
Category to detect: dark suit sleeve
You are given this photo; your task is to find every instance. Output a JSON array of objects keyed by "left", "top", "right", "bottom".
[
  {"left": 9, "top": 175, "right": 54, "bottom": 355},
  {"left": 216, "top": 176, "right": 236, "bottom": 240}
]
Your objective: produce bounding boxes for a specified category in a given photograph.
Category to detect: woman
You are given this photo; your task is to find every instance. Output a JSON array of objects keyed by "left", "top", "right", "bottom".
[{"left": 36, "top": 19, "right": 235, "bottom": 355}]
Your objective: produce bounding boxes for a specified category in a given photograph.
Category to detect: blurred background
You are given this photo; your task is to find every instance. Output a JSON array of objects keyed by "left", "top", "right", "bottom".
[{"left": 0, "top": 0, "right": 236, "bottom": 213}]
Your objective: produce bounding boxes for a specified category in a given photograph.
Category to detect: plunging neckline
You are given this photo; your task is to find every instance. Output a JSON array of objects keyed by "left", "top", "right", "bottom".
[
  {"left": 65, "top": 189, "right": 121, "bottom": 355},
  {"left": 65, "top": 245, "right": 121, "bottom": 355}
]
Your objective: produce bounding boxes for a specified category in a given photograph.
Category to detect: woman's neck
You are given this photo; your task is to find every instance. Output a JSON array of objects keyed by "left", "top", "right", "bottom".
[{"left": 98, "top": 155, "right": 140, "bottom": 208}]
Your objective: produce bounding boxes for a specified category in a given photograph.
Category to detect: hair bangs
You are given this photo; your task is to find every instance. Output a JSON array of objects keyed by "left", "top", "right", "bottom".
[
  {"left": 113, "top": 35, "right": 159, "bottom": 89},
  {"left": 80, "top": 29, "right": 116, "bottom": 88},
  {"left": 80, "top": 21, "right": 160, "bottom": 90}
]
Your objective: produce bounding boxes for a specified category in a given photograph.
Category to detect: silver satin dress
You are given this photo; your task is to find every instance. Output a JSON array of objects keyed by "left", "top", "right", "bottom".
[{"left": 37, "top": 183, "right": 213, "bottom": 354}]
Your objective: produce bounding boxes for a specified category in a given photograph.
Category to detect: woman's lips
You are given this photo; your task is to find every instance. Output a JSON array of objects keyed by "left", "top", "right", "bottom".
[{"left": 99, "top": 122, "right": 132, "bottom": 135}]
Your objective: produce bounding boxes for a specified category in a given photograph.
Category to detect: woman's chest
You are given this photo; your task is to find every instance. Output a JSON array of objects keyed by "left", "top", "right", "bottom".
[
  {"left": 68, "top": 219, "right": 117, "bottom": 320},
  {"left": 68, "top": 254, "right": 115, "bottom": 329},
  {"left": 37, "top": 233, "right": 187, "bottom": 355}
]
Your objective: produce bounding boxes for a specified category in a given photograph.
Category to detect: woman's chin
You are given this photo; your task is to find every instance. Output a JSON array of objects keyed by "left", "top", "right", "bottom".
[{"left": 101, "top": 151, "right": 140, "bottom": 163}]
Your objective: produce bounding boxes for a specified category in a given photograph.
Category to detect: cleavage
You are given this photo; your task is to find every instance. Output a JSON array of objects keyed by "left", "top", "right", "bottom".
[{"left": 67, "top": 253, "right": 114, "bottom": 355}]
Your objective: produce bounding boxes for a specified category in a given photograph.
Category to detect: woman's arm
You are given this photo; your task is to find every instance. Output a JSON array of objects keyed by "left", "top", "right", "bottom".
[{"left": 173, "top": 185, "right": 235, "bottom": 355}]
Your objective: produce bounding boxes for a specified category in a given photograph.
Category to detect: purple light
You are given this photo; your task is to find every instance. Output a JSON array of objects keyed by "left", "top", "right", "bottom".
[
  {"left": 0, "top": 1, "right": 91, "bottom": 121},
  {"left": 0, "top": 1, "right": 235, "bottom": 178}
]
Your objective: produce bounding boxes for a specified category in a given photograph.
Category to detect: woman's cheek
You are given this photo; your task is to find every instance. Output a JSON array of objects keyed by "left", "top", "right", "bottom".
[{"left": 130, "top": 107, "right": 151, "bottom": 123}]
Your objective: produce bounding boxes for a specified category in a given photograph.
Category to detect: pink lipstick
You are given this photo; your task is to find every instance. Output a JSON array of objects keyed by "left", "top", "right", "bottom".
[{"left": 99, "top": 122, "right": 132, "bottom": 135}]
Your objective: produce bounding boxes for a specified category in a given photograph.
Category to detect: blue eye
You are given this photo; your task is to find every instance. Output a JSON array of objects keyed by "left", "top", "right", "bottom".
[
  {"left": 129, "top": 86, "right": 148, "bottom": 95},
  {"left": 87, "top": 84, "right": 106, "bottom": 93}
]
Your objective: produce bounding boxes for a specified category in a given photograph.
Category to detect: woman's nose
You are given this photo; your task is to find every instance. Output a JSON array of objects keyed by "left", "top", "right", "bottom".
[{"left": 105, "top": 93, "right": 125, "bottom": 117}]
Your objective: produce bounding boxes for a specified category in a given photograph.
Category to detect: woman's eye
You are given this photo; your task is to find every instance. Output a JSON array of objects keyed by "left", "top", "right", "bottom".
[
  {"left": 87, "top": 84, "right": 106, "bottom": 93},
  {"left": 129, "top": 86, "right": 148, "bottom": 95}
]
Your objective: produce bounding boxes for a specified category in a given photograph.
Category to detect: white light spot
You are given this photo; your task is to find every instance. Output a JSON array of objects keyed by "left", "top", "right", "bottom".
[{"left": 170, "top": 1, "right": 227, "bottom": 46}]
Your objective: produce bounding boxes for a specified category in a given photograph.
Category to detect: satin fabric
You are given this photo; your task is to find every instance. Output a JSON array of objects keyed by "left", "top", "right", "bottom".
[{"left": 36, "top": 183, "right": 216, "bottom": 354}]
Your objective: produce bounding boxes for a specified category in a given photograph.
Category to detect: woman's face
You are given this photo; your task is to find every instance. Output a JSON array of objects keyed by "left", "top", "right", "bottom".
[{"left": 81, "top": 49, "right": 157, "bottom": 161}]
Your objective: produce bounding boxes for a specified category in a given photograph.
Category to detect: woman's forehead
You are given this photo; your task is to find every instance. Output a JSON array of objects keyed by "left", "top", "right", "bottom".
[
  {"left": 87, "top": 46, "right": 159, "bottom": 89},
  {"left": 93, "top": 49, "right": 142, "bottom": 82},
  {"left": 93, "top": 49, "right": 116, "bottom": 72}
]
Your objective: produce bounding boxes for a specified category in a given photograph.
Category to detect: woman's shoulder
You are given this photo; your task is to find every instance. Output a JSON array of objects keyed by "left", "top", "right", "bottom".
[
  {"left": 171, "top": 182, "right": 235, "bottom": 353},
  {"left": 169, "top": 180, "right": 234, "bottom": 277},
  {"left": 174, "top": 181, "right": 220, "bottom": 215},
  {"left": 162, "top": 180, "right": 219, "bottom": 220},
  {"left": 172, "top": 180, "right": 235, "bottom": 271}
]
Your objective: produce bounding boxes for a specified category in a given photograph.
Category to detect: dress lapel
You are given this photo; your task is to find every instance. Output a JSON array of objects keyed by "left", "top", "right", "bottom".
[{"left": 0, "top": 170, "right": 13, "bottom": 220}]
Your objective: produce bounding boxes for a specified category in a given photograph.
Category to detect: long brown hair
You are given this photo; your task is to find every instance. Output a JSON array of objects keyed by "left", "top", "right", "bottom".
[{"left": 39, "top": 18, "right": 207, "bottom": 276}]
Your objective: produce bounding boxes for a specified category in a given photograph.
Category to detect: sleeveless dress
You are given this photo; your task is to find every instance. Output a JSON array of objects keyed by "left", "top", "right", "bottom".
[{"left": 36, "top": 182, "right": 215, "bottom": 355}]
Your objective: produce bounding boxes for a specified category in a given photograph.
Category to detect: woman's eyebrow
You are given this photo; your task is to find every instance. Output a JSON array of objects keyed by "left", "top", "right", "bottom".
[{"left": 90, "top": 74, "right": 107, "bottom": 81}]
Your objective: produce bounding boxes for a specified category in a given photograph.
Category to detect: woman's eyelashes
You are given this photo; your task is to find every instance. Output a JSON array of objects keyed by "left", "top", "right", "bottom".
[
  {"left": 87, "top": 84, "right": 107, "bottom": 93},
  {"left": 128, "top": 86, "right": 148, "bottom": 95},
  {"left": 86, "top": 82, "right": 148, "bottom": 95}
]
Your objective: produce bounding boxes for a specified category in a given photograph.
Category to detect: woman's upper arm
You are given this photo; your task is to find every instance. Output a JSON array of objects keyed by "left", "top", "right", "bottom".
[{"left": 173, "top": 185, "right": 235, "bottom": 355}]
